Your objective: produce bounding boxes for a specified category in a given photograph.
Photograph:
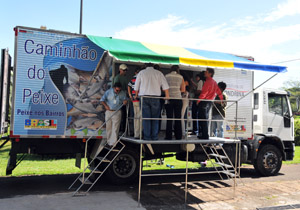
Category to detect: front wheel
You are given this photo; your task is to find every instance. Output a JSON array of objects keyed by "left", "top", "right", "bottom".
[
  {"left": 105, "top": 147, "right": 139, "bottom": 184},
  {"left": 254, "top": 144, "right": 282, "bottom": 176}
]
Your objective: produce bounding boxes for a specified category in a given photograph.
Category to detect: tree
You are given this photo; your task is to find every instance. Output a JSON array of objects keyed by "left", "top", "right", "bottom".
[{"left": 281, "top": 80, "right": 300, "bottom": 114}]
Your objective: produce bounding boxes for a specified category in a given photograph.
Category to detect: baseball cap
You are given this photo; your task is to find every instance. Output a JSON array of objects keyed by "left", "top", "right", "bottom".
[{"left": 119, "top": 64, "right": 128, "bottom": 70}]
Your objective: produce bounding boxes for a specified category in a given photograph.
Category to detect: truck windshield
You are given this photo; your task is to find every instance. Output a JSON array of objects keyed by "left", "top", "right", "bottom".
[{"left": 268, "top": 93, "right": 289, "bottom": 116}]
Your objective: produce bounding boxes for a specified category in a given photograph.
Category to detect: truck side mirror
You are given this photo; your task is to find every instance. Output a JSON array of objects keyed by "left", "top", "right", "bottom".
[{"left": 297, "top": 97, "right": 300, "bottom": 112}]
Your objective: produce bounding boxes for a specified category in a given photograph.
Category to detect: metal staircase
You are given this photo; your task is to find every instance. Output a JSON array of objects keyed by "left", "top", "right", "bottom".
[
  {"left": 200, "top": 143, "right": 241, "bottom": 182},
  {"left": 68, "top": 104, "right": 127, "bottom": 196},
  {"left": 69, "top": 138, "right": 126, "bottom": 196}
]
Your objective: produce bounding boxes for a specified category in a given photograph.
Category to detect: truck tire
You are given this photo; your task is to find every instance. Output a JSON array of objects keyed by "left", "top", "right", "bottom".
[
  {"left": 105, "top": 147, "right": 139, "bottom": 184},
  {"left": 254, "top": 144, "right": 282, "bottom": 176}
]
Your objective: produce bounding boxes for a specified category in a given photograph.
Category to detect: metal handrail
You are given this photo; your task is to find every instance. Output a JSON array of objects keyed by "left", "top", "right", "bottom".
[
  {"left": 82, "top": 104, "right": 124, "bottom": 180},
  {"left": 127, "top": 98, "right": 237, "bottom": 122},
  {"left": 136, "top": 95, "right": 239, "bottom": 139}
]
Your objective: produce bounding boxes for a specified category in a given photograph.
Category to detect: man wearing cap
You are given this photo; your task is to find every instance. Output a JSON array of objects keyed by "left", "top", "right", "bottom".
[
  {"left": 113, "top": 64, "right": 129, "bottom": 132},
  {"left": 113, "top": 64, "right": 129, "bottom": 91}
]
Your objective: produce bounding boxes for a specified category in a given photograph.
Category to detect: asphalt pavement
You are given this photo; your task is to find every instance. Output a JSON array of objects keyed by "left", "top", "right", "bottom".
[{"left": 0, "top": 164, "right": 299, "bottom": 210}]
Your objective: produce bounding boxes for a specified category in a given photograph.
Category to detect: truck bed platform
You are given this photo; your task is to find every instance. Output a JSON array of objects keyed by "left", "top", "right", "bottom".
[
  {"left": 120, "top": 135, "right": 241, "bottom": 206},
  {"left": 120, "top": 136, "right": 240, "bottom": 144}
]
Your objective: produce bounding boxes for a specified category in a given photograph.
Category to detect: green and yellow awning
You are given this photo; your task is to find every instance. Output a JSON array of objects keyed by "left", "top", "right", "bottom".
[{"left": 87, "top": 35, "right": 286, "bottom": 73}]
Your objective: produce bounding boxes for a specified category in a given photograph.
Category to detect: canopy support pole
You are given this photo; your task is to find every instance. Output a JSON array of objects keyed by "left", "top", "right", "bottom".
[{"left": 237, "top": 73, "right": 278, "bottom": 102}]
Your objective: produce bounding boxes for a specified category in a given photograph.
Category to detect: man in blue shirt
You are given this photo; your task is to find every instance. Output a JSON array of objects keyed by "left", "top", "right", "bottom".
[{"left": 100, "top": 83, "right": 128, "bottom": 146}]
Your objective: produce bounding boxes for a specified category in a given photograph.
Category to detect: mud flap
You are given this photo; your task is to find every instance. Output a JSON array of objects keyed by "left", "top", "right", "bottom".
[
  {"left": 75, "top": 153, "right": 81, "bottom": 168},
  {"left": 6, "top": 153, "right": 17, "bottom": 175}
]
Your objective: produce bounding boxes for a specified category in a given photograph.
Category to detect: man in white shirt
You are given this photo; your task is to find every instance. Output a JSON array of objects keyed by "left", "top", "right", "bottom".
[{"left": 134, "top": 63, "right": 169, "bottom": 140}]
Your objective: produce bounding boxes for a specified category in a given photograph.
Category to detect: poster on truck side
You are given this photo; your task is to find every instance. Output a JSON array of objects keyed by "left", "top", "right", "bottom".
[
  {"left": 12, "top": 27, "right": 111, "bottom": 137},
  {"left": 214, "top": 69, "right": 253, "bottom": 139}
]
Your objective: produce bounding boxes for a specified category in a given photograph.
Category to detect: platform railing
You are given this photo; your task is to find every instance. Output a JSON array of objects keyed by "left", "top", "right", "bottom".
[{"left": 125, "top": 95, "right": 240, "bottom": 141}]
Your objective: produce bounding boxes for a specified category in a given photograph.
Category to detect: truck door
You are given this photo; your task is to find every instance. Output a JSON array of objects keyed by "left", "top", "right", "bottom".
[{"left": 266, "top": 92, "right": 293, "bottom": 140}]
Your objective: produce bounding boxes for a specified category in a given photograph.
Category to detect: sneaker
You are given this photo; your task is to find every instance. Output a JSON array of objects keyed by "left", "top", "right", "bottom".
[{"left": 200, "top": 161, "right": 207, "bottom": 168}]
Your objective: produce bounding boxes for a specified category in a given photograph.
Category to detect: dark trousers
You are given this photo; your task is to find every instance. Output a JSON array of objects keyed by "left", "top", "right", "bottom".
[
  {"left": 141, "top": 97, "right": 161, "bottom": 140},
  {"left": 165, "top": 99, "right": 183, "bottom": 140},
  {"left": 192, "top": 101, "right": 199, "bottom": 133},
  {"left": 127, "top": 101, "right": 134, "bottom": 136},
  {"left": 197, "top": 101, "right": 212, "bottom": 139},
  {"left": 120, "top": 105, "right": 127, "bottom": 132}
]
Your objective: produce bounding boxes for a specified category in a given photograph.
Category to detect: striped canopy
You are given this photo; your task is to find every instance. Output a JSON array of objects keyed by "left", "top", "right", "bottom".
[{"left": 87, "top": 35, "right": 286, "bottom": 73}]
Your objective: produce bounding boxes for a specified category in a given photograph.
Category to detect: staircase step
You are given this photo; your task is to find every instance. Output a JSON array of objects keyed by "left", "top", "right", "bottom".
[
  {"left": 215, "top": 162, "right": 233, "bottom": 168},
  {"left": 222, "top": 170, "right": 236, "bottom": 177},
  {"left": 73, "top": 192, "right": 88, "bottom": 197},
  {"left": 104, "top": 146, "right": 120, "bottom": 152},
  {"left": 79, "top": 177, "right": 92, "bottom": 185},
  {"left": 209, "top": 154, "right": 227, "bottom": 159},
  {"left": 96, "top": 157, "right": 111, "bottom": 163},
  {"left": 203, "top": 144, "right": 222, "bottom": 149},
  {"left": 88, "top": 167, "right": 103, "bottom": 174}
]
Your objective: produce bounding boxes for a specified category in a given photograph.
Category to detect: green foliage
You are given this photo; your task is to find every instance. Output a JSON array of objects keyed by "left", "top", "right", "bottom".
[
  {"left": 282, "top": 80, "right": 300, "bottom": 114},
  {"left": 294, "top": 117, "right": 300, "bottom": 146}
]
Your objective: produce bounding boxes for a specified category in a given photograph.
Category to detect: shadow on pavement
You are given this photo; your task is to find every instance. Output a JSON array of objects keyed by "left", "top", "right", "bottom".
[{"left": 0, "top": 166, "right": 287, "bottom": 210}]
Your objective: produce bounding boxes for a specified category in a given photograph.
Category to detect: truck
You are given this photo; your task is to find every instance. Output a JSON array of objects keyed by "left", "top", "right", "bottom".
[{"left": 0, "top": 26, "right": 295, "bottom": 184}]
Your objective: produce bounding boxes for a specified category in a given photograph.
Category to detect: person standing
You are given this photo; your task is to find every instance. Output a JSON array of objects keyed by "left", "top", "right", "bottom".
[
  {"left": 191, "top": 72, "right": 205, "bottom": 135},
  {"left": 180, "top": 72, "right": 192, "bottom": 136},
  {"left": 128, "top": 67, "right": 141, "bottom": 139},
  {"left": 112, "top": 64, "right": 129, "bottom": 132},
  {"left": 165, "top": 65, "right": 185, "bottom": 140},
  {"left": 112, "top": 64, "right": 129, "bottom": 91},
  {"left": 196, "top": 68, "right": 223, "bottom": 139},
  {"left": 134, "top": 63, "right": 169, "bottom": 140},
  {"left": 211, "top": 82, "right": 227, "bottom": 137},
  {"left": 100, "top": 83, "right": 128, "bottom": 146}
]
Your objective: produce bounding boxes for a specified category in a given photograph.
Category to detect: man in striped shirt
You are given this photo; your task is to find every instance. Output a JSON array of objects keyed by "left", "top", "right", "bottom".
[
  {"left": 196, "top": 68, "right": 223, "bottom": 139},
  {"left": 128, "top": 67, "right": 141, "bottom": 139},
  {"left": 165, "top": 65, "right": 185, "bottom": 140}
]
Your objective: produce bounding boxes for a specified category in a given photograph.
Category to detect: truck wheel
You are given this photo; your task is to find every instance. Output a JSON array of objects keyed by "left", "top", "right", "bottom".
[
  {"left": 254, "top": 144, "right": 282, "bottom": 176},
  {"left": 105, "top": 147, "right": 139, "bottom": 184}
]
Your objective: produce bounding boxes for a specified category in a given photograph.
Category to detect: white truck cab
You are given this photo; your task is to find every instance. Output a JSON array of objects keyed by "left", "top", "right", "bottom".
[
  {"left": 250, "top": 87, "right": 295, "bottom": 176},
  {"left": 254, "top": 88, "right": 294, "bottom": 141}
]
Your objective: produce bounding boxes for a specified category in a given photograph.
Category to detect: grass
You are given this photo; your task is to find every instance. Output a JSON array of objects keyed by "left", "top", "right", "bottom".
[
  {"left": 143, "top": 155, "right": 204, "bottom": 171},
  {"left": 283, "top": 146, "right": 300, "bottom": 165},
  {"left": 0, "top": 141, "right": 86, "bottom": 176},
  {"left": 0, "top": 140, "right": 299, "bottom": 177}
]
